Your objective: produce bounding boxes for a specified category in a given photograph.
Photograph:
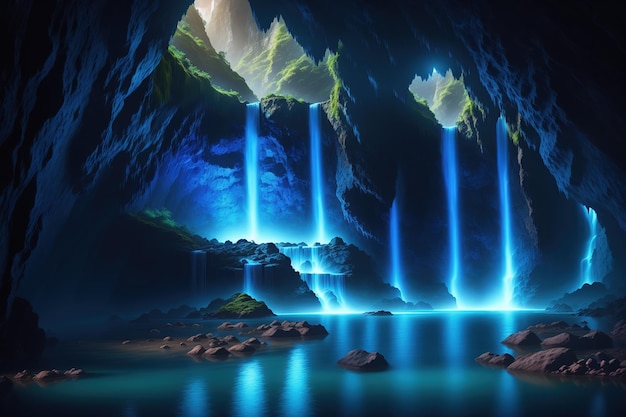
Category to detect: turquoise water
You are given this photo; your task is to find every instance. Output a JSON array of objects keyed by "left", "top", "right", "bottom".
[{"left": 2, "top": 312, "right": 625, "bottom": 417}]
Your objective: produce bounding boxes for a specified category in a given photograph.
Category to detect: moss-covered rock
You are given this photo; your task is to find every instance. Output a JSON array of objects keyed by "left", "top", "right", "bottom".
[{"left": 211, "top": 293, "right": 276, "bottom": 318}]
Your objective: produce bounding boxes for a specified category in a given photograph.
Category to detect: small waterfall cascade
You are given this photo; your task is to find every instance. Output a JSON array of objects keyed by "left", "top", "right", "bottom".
[
  {"left": 496, "top": 116, "right": 516, "bottom": 308},
  {"left": 279, "top": 245, "right": 347, "bottom": 311},
  {"left": 243, "top": 262, "right": 264, "bottom": 298},
  {"left": 580, "top": 204, "right": 599, "bottom": 286},
  {"left": 309, "top": 103, "right": 326, "bottom": 244},
  {"left": 442, "top": 126, "right": 462, "bottom": 307},
  {"left": 190, "top": 250, "right": 207, "bottom": 294},
  {"left": 245, "top": 102, "right": 260, "bottom": 241},
  {"left": 389, "top": 196, "right": 405, "bottom": 300}
]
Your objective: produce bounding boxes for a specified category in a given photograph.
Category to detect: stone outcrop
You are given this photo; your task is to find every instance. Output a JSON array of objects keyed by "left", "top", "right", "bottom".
[{"left": 337, "top": 349, "right": 389, "bottom": 372}]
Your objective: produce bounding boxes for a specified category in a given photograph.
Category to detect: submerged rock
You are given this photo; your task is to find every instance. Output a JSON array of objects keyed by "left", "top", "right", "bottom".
[
  {"left": 337, "top": 349, "right": 389, "bottom": 371},
  {"left": 475, "top": 352, "right": 515, "bottom": 368}
]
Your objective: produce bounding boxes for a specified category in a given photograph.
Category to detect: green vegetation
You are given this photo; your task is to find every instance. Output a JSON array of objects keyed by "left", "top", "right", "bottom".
[
  {"left": 215, "top": 293, "right": 275, "bottom": 317},
  {"left": 326, "top": 47, "right": 343, "bottom": 120},
  {"left": 459, "top": 96, "right": 486, "bottom": 145},
  {"left": 169, "top": 5, "right": 256, "bottom": 103},
  {"left": 234, "top": 18, "right": 334, "bottom": 103},
  {"left": 131, "top": 208, "right": 197, "bottom": 246},
  {"left": 409, "top": 92, "right": 440, "bottom": 125}
]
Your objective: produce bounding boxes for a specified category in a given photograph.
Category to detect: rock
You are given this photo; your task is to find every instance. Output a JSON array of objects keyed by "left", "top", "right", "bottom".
[
  {"left": 364, "top": 310, "right": 393, "bottom": 316},
  {"left": 540, "top": 332, "right": 582, "bottom": 349},
  {"left": 222, "top": 335, "right": 240, "bottom": 344},
  {"left": 270, "top": 320, "right": 281, "bottom": 327},
  {"left": 163, "top": 336, "right": 173, "bottom": 342},
  {"left": 611, "top": 320, "right": 626, "bottom": 338},
  {"left": 243, "top": 337, "right": 262, "bottom": 347},
  {"left": 33, "top": 369, "right": 64, "bottom": 381},
  {"left": 228, "top": 343, "right": 256, "bottom": 353},
  {"left": 187, "top": 333, "right": 208, "bottom": 342},
  {"left": 209, "top": 293, "right": 276, "bottom": 319},
  {"left": 217, "top": 322, "right": 234, "bottom": 331},
  {"left": 122, "top": 340, "right": 131, "bottom": 345},
  {"left": 160, "top": 345, "right": 170, "bottom": 350},
  {"left": 296, "top": 323, "right": 329, "bottom": 337},
  {"left": 0, "top": 298, "right": 47, "bottom": 362},
  {"left": 580, "top": 330, "right": 613, "bottom": 349},
  {"left": 14, "top": 370, "right": 32, "bottom": 379},
  {"left": 337, "top": 349, "right": 389, "bottom": 371},
  {"left": 261, "top": 327, "right": 301, "bottom": 338},
  {"left": 475, "top": 352, "right": 515, "bottom": 367},
  {"left": 502, "top": 330, "right": 542, "bottom": 346},
  {"left": 64, "top": 368, "right": 86, "bottom": 377},
  {"left": 507, "top": 348, "right": 578, "bottom": 373},
  {"left": 187, "top": 345, "right": 206, "bottom": 355},
  {"left": 149, "top": 328, "right": 160, "bottom": 333},
  {"left": 204, "top": 347, "right": 230, "bottom": 357}
]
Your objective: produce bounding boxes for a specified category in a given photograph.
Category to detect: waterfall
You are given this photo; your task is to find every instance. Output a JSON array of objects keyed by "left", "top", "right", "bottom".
[
  {"left": 496, "top": 116, "right": 515, "bottom": 308},
  {"left": 580, "top": 205, "right": 598, "bottom": 286},
  {"left": 300, "top": 273, "right": 346, "bottom": 311},
  {"left": 279, "top": 245, "right": 347, "bottom": 311},
  {"left": 389, "top": 197, "right": 404, "bottom": 300},
  {"left": 442, "top": 126, "right": 461, "bottom": 307},
  {"left": 246, "top": 103, "right": 260, "bottom": 241},
  {"left": 190, "top": 250, "right": 207, "bottom": 294},
  {"left": 309, "top": 103, "right": 325, "bottom": 244},
  {"left": 243, "top": 262, "right": 263, "bottom": 298}
]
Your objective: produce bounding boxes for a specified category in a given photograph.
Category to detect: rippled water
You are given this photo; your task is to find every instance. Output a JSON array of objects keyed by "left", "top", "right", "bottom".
[{"left": 2, "top": 311, "right": 625, "bottom": 417}]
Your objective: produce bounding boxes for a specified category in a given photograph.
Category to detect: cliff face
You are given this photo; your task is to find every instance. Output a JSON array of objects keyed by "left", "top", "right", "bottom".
[{"left": 2, "top": 0, "right": 626, "bottom": 322}]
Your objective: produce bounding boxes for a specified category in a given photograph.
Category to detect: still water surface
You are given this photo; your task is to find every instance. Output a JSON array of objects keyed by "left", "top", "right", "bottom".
[{"left": 2, "top": 311, "right": 625, "bottom": 417}]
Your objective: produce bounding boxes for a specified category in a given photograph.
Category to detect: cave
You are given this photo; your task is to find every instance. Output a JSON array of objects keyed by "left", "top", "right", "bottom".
[{"left": 1, "top": 0, "right": 626, "bottom": 416}]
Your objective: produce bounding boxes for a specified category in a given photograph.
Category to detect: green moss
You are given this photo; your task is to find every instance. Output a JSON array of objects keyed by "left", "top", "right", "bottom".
[
  {"left": 409, "top": 92, "right": 439, "bottom": 125},
  {"left": 131, "top": 208, "right": 197, "bottom": 246},
  {"left": 459, "top": 95, "right": 486, "bottom": 145},
  {"left": 216, "top": 293, "right": 273, "bottom": 317},
  {"left": 326, "top": 47, "right": 343, "bottom": 120}
]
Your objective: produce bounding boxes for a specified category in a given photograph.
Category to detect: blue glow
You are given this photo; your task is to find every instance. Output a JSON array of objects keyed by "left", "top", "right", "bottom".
[
  {"left": 389, "top": 197, "right": 405, "bottom": 300},
  {"left": 190, "top": 250, "right": 207, "bottom": 294},
  {"left": 309, "top": 103, "right": 326, "bottom": 244},
  {"left": 496, "top": 116, "right": 516, "bottom": 308},
  {"left": 442, "top": 126, "right": 461, "bottom": 307},
  {"left": 279, "top": 245, "right": 349, "bottom": 312},
  {"left": 281, "top": 346, "right": 311, "bottom": 417},
  {"left": 243, "top": 263, "right": 263, "bottom": 298},
  {"left": 233, "top": 360, "right": 266, "bottom": 417},
  {"left": 245, "top": 103, "right": 260, "bottom": 241},
  {"left": 580, "top": 204, "right": 598, "bottom": 287},
  {"left": 180, "top": 379, "right": 209, "bottom": 417}
]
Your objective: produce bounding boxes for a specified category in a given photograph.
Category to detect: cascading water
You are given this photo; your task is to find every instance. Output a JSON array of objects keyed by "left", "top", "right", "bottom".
[
  {"left": 580, "top": 204, "right": 598, "bottom": 286},
  {"left": 243, "top": 262, "right": 263, "bottom": 298},
  {"left": 279, "top": 245, "right": 347, "bottom": 311},
  {"left": 389, "top": 197, "right": 405, "bottom": 300},
  {"left": 309, "top": 103, "right": 325, "bottom": 244},
  {"left": 496, "top": 116, "right": 516, "bottom": 308},
  {"left": 246, "top": 103, "right": 260, "bottom": 241},
  {"left": 190, "top": 250, "right": 207, "bottom": 294},
  {"left": 442, "top": 126, "right": 461, "bottom": 307}
]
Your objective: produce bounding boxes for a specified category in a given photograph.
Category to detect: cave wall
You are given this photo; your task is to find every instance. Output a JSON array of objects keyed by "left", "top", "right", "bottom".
[{"left": 2, "top": 0, "right": 626, "bottom": 321}]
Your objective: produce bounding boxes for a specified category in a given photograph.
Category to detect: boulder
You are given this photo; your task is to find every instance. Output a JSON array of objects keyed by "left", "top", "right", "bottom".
[
  {"left": 297, "top": 324, "right": 329, "bottom": 337},
  {"left": 203, "top": 347, "right": 230, "bottom": 357},
  {"left": 337, "top": 349, "right": 389, "bottom": 371},
  {"left": 64, "top": 368, "right": 86, "bottom": 377},
  {"left": 364, "top": 310, "right": 393, "bottom": 316},
  {"left": 580, "top": 330, "right": 613, "bottom": 349},
  {"left": 475, "top": 352, "right": 515, "bottom": 368},
  {"left": 33, "top": 369, "right": 64, "bottom": 381},
  {"left": 507, "top": 348, "right": 578, "bottom": 373},
  {"left": 187, "top": 345, "right": 206, "bottom": 356},
  {"left": 228, "top": 343, "right": 256, "bottom": 353},
  {"left": 261, "top": 327, "right": 301, "bottom": 338},
  {"left": 502, "top": 330, "right": 542, "bottom": 346},
  {"left": 540, "top": 332, "right": 582, "bottom": 349}
]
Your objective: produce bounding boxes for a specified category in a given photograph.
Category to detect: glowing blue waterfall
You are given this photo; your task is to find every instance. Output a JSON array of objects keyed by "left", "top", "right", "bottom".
[
  {"left": 496, "top": 116, "right": 516, "bottom": 308},
  {"left": 190, "top": 250, "right": 207, "bottom": 294},
  {"left": 580, "top": 204, "right": 598, "bottom": 286},
  {"left": 246, "top": 103, "right": 260, "bottom": 241},
  {"left": 279, "top": 245, "right": 347, "bottom": 311},
  {"left": 442, "top": 127, "right": 461, "bottom": 307},
  {"left": 243, "top": 262, "right": 263, "bottom": 298},
  {"left": 309, "top": 103, "right": 326, "bottom": 244},
  {"left": 389, "top": 197, "right": 405, "bottom": 300}
]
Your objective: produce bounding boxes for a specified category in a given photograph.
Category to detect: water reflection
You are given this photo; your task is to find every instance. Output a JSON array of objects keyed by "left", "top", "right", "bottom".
[
  {"left": 444, "top": 311, "right": 464, "bottom": 415},
  {"left": 179, "top": 378, "right": 209, "bottom": 417},
  {"left": 233, "top": 360, "right": 266, "bottom": 417},
  {"left": 590, "top": 390, "right": 607, "bottom": 417},
  {"left": 281, "top": 346, "right": 310, "bottom": 417}
]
